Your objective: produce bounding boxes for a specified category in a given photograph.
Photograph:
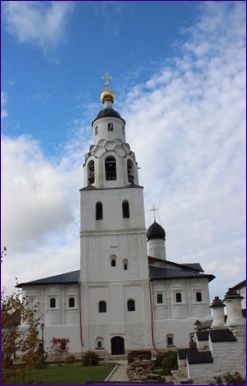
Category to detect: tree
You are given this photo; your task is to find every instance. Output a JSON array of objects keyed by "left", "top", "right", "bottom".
[{"left": 1, "top": 291, "right": 40, "bottom": 383}]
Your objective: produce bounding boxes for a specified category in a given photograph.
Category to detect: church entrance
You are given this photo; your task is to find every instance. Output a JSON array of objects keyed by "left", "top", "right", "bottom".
[{"left": 111, "top": 336, "right": 125, "bottom": 355}]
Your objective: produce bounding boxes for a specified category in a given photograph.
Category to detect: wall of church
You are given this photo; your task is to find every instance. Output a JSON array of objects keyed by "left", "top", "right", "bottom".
[
  {"left": 22, "top": 284, "right": 82, "bottom": 353},
  {"left": 151, "top": 278, "right": 211, "bottom": 348},
  {"left": 80, "top": 187, "right": 149, "bottom": 283},
  {"left": 80, "top": 281, "right": 151, "bottom": 352}
]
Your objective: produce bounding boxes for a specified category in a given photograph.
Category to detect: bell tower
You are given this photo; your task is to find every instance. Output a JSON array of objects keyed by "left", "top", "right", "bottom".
[{"left": 79, "top": 76, "right": 150, "bottom": 353}]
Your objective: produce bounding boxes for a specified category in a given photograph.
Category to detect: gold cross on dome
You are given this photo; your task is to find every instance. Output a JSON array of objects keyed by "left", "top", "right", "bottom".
[
  {"left": 150, "top": 205, "right": 159, "bottom": 221},
  {"left": 102, "top": 73, "right": 112, "bottom": 89}
]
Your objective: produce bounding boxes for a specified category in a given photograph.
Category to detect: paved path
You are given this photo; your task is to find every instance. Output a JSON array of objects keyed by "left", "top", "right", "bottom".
[{"left": 107, "top": 359, "right": 129, "bottom": 382}]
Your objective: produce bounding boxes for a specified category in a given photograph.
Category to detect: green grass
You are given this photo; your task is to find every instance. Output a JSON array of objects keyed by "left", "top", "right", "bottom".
[{"left": 3, "top": 363, "right": 116, "bottom": 384}]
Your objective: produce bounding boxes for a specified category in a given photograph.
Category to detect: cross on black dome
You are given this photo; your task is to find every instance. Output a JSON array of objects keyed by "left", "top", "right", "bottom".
[{"left": 147, "top": 221, "right": 166, "bottom": 241}]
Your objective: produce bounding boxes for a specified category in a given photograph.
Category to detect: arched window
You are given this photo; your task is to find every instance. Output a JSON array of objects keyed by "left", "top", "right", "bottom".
[
  {"left": 105, "top": 156, "right": 117, "bottom": 180},
  {"left": 88, "top": 160, "right": 95, "bottom": 185},
  {"left": 69, "top": 297, "right": 75, "bottom": 308},
  {"left": 167, "top": 334, "right": 174, "bottom": 347},
  {"left": 127, "top": 159, "right": 134, "bottom": 184},
  {"left": 99, "top": 301, "right": 107, "bottom": 313},
  {"left": 122, "top": 201, "right": 130, "bottom": 218},
  {"left": 110, "top": 255, "right": 117, "bottom": 267},
  {"left": 95, "top": 337, "right": 104, "bottom": 349},
  {"left": 95, "top": 126, "right": 98, "bottom": 135},
  {"left": 96, "top": 202, "right": 103, "bottom": 220},
  {"left": 127, "top": 299, "right": 135, "bottom": 312},
  {"left": 123, "top": 259, "right": 128, "bottom": 271},
  {"left": 108, "top": 123, "right": 113, "bottom": 131},
  {"left": 50, "top": 298, "right": 56, "bottom": 308}
]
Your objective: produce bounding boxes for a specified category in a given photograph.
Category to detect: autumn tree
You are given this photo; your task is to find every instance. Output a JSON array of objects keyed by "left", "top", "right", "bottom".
[{"left": 1, "top": 291, "right": 41, "bottom": 383}]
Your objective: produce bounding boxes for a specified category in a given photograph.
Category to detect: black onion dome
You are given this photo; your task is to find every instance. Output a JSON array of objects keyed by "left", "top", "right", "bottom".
[
  {"left": 147, "top": 221, "right": 166, "bottom": 241},
  {"left": 92, "top": 108, "right": 125, "bottom": 125}
]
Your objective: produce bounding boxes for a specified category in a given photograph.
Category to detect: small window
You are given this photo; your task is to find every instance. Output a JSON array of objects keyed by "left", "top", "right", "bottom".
[
  {"left": 122, "top": 201, "right": 130, "bottom": 218},
  {"left": 99, "top": 301, "right": 107, "bottom": 313},
  {"left": 127, "top": 299, "right": 135, "bottom": 312},
  {"left": 127, "top": 159, "right": 134, "bottom": 184},
  {"left": 105, "top": 156, "right": 117, "bottom": 180},
  {"left": 123, "top": 259, "right": 128, "bottom": 270},
  {"left": 96, "top": 202, "right": 103, "bottom": 220},
  {"left": 167, "top": 334, "right": 174, "bottom": 347},
  {"left": 176, "top": 292, "right": 182, "bottom": 303},
  {"left": 157, "top": 293, "right": 163, "bottom": 304},
  {"left": 196, "top": 292, "right": 202, "bottom": 302},
  {"left": 88, "top": 160, "right": 95, "bottom": 185},
  {"left": 50, "top": 298, "right": 56, "bottom": 308},
  {"left": 69, "top": 297, "right": 75, "bottom": 308},
  {"left": 122, "top": 125, "right": 125, "bottom": 135},
  {"left": 110, "top": 255, "right": 117, "bottom": 267},
  {"left": 95, "top": 337, "right": 104, "bottom": 349},
  {"left": 95, "top": 126, "right": 98, "bottom": 135},
  {"left": 108, "top": 123, "right": 113, "bottom": 131}
]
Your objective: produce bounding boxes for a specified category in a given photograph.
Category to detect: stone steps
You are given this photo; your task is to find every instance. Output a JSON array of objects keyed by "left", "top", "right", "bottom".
[{"left": 172, "top": 369, "right": 191, "bottom": 384}]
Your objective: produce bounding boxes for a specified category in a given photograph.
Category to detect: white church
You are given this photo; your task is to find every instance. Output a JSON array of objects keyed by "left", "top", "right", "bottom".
[{"left": 17, "top": 80, "right": 216, "bottom": 357}]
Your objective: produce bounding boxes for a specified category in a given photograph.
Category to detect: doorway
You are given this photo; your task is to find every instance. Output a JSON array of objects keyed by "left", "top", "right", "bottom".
[{"left": 111, "top": 336, "right": 125, "bottom": 355}]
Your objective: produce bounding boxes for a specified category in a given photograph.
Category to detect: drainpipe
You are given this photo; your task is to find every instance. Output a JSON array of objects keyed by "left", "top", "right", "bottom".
[{"left": 149, "top": 280, "right": 160, "bottom": 353}]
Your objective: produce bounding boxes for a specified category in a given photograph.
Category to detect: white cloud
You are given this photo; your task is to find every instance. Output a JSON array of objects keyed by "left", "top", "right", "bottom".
[
  {"left": 1, "top": 91, "right": 8, "bottom": 119},
  {"left": 1, "top": 121, "right": 91, "bottom": 293},
  {"left": 3, "top": 1, "right": 74, "bottom": 51},
  {"left": 2, "top": 2, "right": 246, "bottom": 300},
  {"left": 122, "top": 1, "right": 246, "bottom": 298}
]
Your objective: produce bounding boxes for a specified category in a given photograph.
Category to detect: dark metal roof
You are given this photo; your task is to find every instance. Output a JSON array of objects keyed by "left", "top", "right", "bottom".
[
  {"left": 209, "top": 329, "right": 237, "bottom": 342},
  {"left": 196, "top": 331, "right": 209, "bottom": 341},
  {"left": 210, "top": 296, "right": 225, "bottom": 308},
  {"left": 148, "top": 257, "right": 203, "bottom": 272},
  {"left": 92, "top": 108, "right": 125, "bottom": 125},
  {"left": 178, "top": 348, "right": 190, "bottom": 360},
  {"left": 181, "top": 263, "right": 203, "bottom": 272},
  {"left": 149, "top": 266, "right": 215, "bottom": 282},
  {"left": 16, "top": 270, "right": 80, "bottom": 288},
  {"left": 224, "top": 287, "right": 243, "bottom": 301},
  {"left": 194, "top": 319, "right": 212, "bottom": 330},
  {"left": 187, "top": 350, "right": 213, "bottom": 364},
  {"left": 16, "top": 260, "right": 214, "bottom": 288},
  {"left": 232, "top": 279, "right": 246, "bottom": 290},
  {"left": 178, "top": 348, "right": 213, "bottom": 364},
  {"left": 147, "top": 221, "right": 166, "bottom": 240}
]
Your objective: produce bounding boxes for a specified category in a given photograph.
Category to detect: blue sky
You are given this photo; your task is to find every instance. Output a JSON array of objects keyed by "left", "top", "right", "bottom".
[
  {"left": 2, "top": 1, "right": 199, "bottom": 156},
  {"left": 1, "top": 1, "right": 246, "bottom": 300}
]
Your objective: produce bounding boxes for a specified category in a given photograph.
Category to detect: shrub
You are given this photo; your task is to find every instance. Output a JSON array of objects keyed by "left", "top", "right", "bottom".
[
  {"left": 154, "top": 353, "right": 165, "bottom": 368},
  {"left": 82, "top": 351, "right": 99, "bottom": 366},
  {"left": 212, "top": 372, "right": 245, "bottom": 384},
  {"left": 64, "top": 354, "right": 76, "bottom": 364},
  {"left": 162, "top": 351, "right": 178, "bottom": 375}
]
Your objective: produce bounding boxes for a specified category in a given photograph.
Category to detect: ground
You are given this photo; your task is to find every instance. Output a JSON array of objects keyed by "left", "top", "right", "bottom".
[{"left": 3, "top": 363, "right": 115, "bottom": 384}]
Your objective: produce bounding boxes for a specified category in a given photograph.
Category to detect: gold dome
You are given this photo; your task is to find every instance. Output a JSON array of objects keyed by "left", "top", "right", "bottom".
[{"left": 100, "top": 89, "right": 115, "bottom": 104}]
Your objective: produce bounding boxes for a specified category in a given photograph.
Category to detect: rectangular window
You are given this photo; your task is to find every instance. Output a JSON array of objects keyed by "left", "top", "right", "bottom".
[
  {"left": 69, "top": 297, "right": 75, "bottom": 308},
  {"left": 157, "top": 293, "right": 163, "bottom": 304},
  {"left": 196, "top": 292, "right": 202, "bottom": 302},
  {"left": 50, "top": 298, "right": 56, "bottom": 308},
  {"left": 175, "top": 292, "right": 182, "bottom": 303}
]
